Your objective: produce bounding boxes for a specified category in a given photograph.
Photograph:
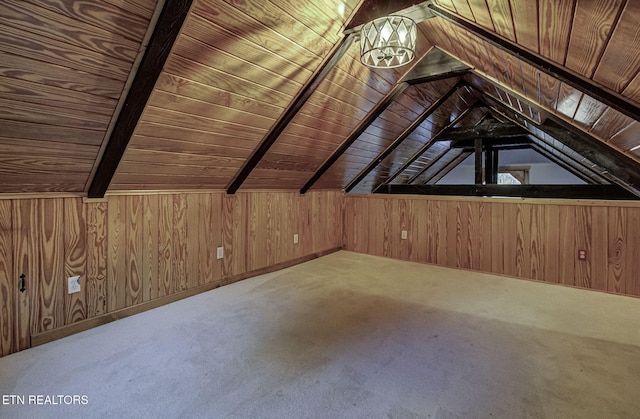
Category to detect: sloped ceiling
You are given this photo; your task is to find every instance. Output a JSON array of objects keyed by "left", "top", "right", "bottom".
[{"left": 1, "top": 0, "right": 639, "bottom": 197}]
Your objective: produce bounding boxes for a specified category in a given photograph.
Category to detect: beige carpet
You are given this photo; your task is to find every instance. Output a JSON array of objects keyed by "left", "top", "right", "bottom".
[{"left": 1, "top": 251, "right": 639, "bottom": 418}]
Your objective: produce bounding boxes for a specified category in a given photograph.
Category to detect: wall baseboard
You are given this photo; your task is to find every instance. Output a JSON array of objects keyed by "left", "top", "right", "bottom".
[{"left": 31, "top": 247, "right": 342, "bottom": 348}]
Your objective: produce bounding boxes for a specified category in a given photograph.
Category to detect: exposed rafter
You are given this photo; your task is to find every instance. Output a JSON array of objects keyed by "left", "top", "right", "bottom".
[
  {"left": 375, "top": 184, "right": 639, "bottom": 200},
  {"left": 227, "top": 33, "right": 356, "bottom": 194},
  {"left": 440, "top": 123, "right": 524, "bottom": 141},
  {"left": 530, "top": 144, "right": 601, "bottom": 185},
  {"left": 300, "top": 82, "right": 409, "bottom": 194},
  {"left": 400, "top": 48, "right": 471, "bottom": 85},
  {"left": 421, "top": 150, "right": 471, "bottom": 184},
  {"left": 344, "top": 79, "right": 464, "bottom": 193},
  {"left": 87, "top": 0, "right": 193, "bottom": 198},
  {"left": 428, "top": 3, "right": 640, "bottom": 123},
  {"left": 372, "top": 99, "right": 478, "bottom": 191}
]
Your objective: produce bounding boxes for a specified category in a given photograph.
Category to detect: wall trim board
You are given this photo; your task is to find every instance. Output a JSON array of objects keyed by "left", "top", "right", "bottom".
[
  {"left": 346, "top": 193, "right": 640, "bottom": 208},
  {"left": 31, "top": 247, "right": 342, "bottom": 347}
]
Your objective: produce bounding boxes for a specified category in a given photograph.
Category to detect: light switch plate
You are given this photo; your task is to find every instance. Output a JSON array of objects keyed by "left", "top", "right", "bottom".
[
  {"left": 68, "top": 276, "right": 81, "bottom": 294},
  {"left": 293, "top": 234, "right": 299, "bottom": 244},
  {"left": 401, "top": 230, "right": 408, "bottom": 240},
  {"left": 216, "top": 247, "right": 224, "bottom": 259}
]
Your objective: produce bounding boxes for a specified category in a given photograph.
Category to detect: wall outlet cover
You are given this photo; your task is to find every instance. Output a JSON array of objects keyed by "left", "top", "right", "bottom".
[
  {"left": 68, "top": 276, "right": 81, "bottom": 294},
  {"left": 294, "top": 234, "right": 299, "bottom": 244},
  {"left": 216, "top": 247, "right": 224, "bottom": 259},
  {"left": 401, "top": 230, "right": 408, "bottom": 240}
]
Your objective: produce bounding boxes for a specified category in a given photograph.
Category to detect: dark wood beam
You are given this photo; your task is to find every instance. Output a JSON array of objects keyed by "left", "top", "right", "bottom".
[
  {"left": 440, "top": 123, "right": 523, "bottom": 140},
  {"left": 484, "top": 103, "right": 611, "bottom": 185},
  {"left": 474, "top": 138, "right": 483, "bottom": 184},
  {"left": 373, "top": 99, "right": 477, "bottom": 190},
  {"left": 228, "top": 34, "right": 356, "bottom": 194},
  {"left": 401, "top": 48, "right": 471, "bottom": 85},
  {"left": 530, "top": 144, "right": 599, "bottom": 185},
  {"left": 374, "top": 184, "right": 638, "bottom": 200},
  {"left": 450, "top": 136, "right": 531, "bottom": 149},
  {"left": 484, "top": 147, "right": 497, "bottom": 184},
  {"left": 344, "top": 81, "right": 463, "bottom": 192},
  {"left": 301, "top": 82, "right": 409, "bottom": 194},
  {"left": 429, "top": 4, "right": 640, "bottom": 123},
  {"left": 423, "top": 151, "right": 472, "bottom": 184},
  {"left": 87, "top": 0, "right": 192, "bottom": 198},
  {"left": 407, "top": 146, "right": 451, "bottom": 184}
]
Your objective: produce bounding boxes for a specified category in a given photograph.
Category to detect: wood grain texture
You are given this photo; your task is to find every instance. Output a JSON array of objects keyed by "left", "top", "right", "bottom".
[
  {"left": 0, "top": 200, "right": 13, "bottom": 356},
  {"left": 1, "top": 190, "right": 346, "bottom": 357},
  {"left": 344, "top": 195, "right": 640, "bottom": 300}
]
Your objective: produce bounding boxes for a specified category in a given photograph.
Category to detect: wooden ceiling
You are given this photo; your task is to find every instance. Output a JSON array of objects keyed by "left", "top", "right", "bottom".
[{"left": 1, "top": 0, "right": 639, "bottom": 197}]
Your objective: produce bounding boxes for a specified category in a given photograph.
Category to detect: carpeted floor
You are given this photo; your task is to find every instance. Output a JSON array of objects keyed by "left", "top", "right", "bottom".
[{"left": 1, "top": 251, "right": 639, "bottom": 418}]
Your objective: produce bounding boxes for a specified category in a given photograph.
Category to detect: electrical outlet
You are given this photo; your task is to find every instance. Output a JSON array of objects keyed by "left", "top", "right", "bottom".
[
  {"left": 216, "top": 247, "right": 224, "bottom": 260},
  {"left": 578, "top": 249, "right": 587, "bottom": 260},
  {"left": 293, "top": 234, "right": 299, "bottom": 244},
  {"left": 401, "top": 230, "right": 408, "bottom": 240},
  {"left": 68, "top": 276, "right": 81, "bottom": 294}
]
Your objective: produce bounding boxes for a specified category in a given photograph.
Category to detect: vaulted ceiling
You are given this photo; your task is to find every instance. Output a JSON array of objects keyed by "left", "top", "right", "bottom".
[{"left": 1, "top": 0, "right": 639, "bottom": 198}]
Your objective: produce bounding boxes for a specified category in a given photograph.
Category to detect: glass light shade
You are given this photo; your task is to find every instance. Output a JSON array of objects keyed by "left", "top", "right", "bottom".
[{"left": 360, "top": 15, "right": 417, "bottom": 68}]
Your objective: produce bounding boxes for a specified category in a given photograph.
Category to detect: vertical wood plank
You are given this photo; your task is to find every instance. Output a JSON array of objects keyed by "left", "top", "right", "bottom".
[
  {"left": 478, "top": 202, "right": 492, "bottom": 272},
  {"left": 528, "top": 204, "right": 544, "bottom": 281},
  {"left": 367, "top": 199, "right": 384, "bottom": 257},
  {"left": 491, "top": 202, "right": 504, "bottom": 274},
  {"left": 173, "top": 194, "right": 188, "bottom": 292},
  {"left": 607, "top": 207, "right": 626, "bottom": 294},
  {"left": 591, "top": 206, "right": 608, "bottom": 292},
  {"left": 12, "top": 200, "right": 34, "bottom": 352},
  {"left": 86, "top": 201, "right": 107, "bottom": 317},
  {"left": 628, "top": 208, "right": 640, "bottom": 297},
  {"left": 221, "top": 194, "right": 235, "bottom": 278},
  {"left": 543, "top": 205, "right": 560, "bottom": 284},
  {"left": 143, "top": 195, "right": 159, "bottom": 301},
  {"left": 36, "top": 199, "right": 64, "bottom": 333},
  {"left": 0, "top": 200, "right": 14, "bottom": 356},
  {"left": 126, "top": 195, "right": 143, "bottom": 306},
  {"left": 108, "top": 196, "right": 127, "bottom": 311},
  {"left": 231, "top": 193, "right": 248, "bottom": 276},
  {"left": 558, "top": 206, "right": 576, "bottom": 286},
  {"left": 574, "top": 206, "right": 592, "bottom": 289},
  {"left": 158, "top": 194, "right": 174, "bottom": 297},
  {"left": 446, "top": 201, "right": 458, "bottom": 268},
  {"left": 64, "top": 198, "right": 87, "bottom": 325},
  {"left": 198, "top": 193, "right": 214, "bottom": 285},
  {"left": 186, "top": 193, "right": 201, "bottom": 288},
  {"left": 435, "top": 200, "right": 448, "bottom": 265},
  {"left": 502, "top": 203, "right": 517, "bottom": 276},
  {"left": 457, "top": 201, "right": 470, "bottom": 269},
  {"left": 515, "top": 204, "right": 529, "bottom": 278}
]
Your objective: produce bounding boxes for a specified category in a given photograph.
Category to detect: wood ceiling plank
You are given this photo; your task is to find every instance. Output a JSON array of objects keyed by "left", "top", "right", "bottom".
[
  {"left": 273, "top": 0, "right": 348, "bottom": 42},
  {"left": 609, "top": 121, "right": 640, "bottom": 152},
  {"left": 115, "top": 162, "right": 242, "bottom": 176},
  {"left": 590, "top": 108, "right": 637, "bottom": 145},
  {"left": 466, "top": 0, "right": 495, "bottom": 32},
  {"left": 155, "top": 74, "right": 284, "bottom": 120},
  {"left": 573, "top": 94, "right": 608, "bottom": 130},
  {"left": 142, "top": 107, "right": 267, "bottom": 140},
  {"left": 129, "top": 136, "right": 254, "bottom": 158},
  {"left": 451, "top": 0, "right": 475, "bottom": 21},
  {"left": 0, "top": 25, "right": 130, "bottom": 80},
  {"left": 266, "top": 137, "right": 339, "bottom": 154},
  {"left": 0, "top": 137, "right": 98, "bottom": 159},
  {"left": 485, "top": 0, "right": 516, "bottom": 41},
  {"left": 0, "top": 98, "right": 109, "bottom": 131},
  {"left": 133, "top": 122, "right": 259, "bottom": 150},
  {"left": 565, "top": 0, "right": 624, "bottom": 77},
  {"left": 193, "top": 0, "right": 322, "bottom": 68},
  {"left": 181, "top": 13, "right": 313, "bottom": 85},
  {"left": 555, "top": 82, "right": 583, "bottom": 120},
  {"left": 0, "top": 120, "right": 104, "bottom": 145},
  {"left": 508, "top": 0, "right": 539, "bottom": 52},
  {"left": 537, "top": 72, "right": 561, "bottom": 110},
  {"left": 289, "top": 114, "right": 357, "bottom": 138},
  {"left": 148, "top": 90, "right": 276, "bottom": 130},
  {"left": 0, "top": 0, "right": 140, "bottom": 61},
  {"left": 121, "top": 149, "right": 246, "bottom": 167},
  {"left": 282, "top": 123, "right": 352, "bottom": 145},
  {"left": 538, "top": 0, "right": 574, "bottom": 64},
  {"left": 173, "top": 35, "right": 303, "bottom": 97},
  {"left": 102, "top": 0, "right": 157, "bottom": 18},
  {"left": 434, "top": 0, "right": 457, "bottom": 13},
  {"left": 163, "top": 55, "right": 293, "bottom": 108},
  {"left": 300, "top": 96, "right": 369, "bottom": 129},
  {"left": 0, "top": 156, "right": 93, "bottom": 175},
  {"left": 0, "top": 53, "right": 125, "bottom": 99},
  {"left": 0, "top": 76, "right": 117, "bottom": 116},
  {"left": 255, "top": 153, "right": 324, "bottom": 172},
  {"left": 592, "top": 1, "right": 640, "bottom": 92},
  {"left": 20, "top": 0, "right": 152, "bottom": 41},
  {"left": 622, "top": 71, "right": 640, "bottom": 102},
  {"left": 315, "top": 79, "right": 378, "bottom": 113}
]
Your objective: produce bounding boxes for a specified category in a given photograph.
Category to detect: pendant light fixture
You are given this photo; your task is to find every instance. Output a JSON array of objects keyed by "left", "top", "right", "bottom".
[{"left": 360, "top": 15, "right": 417, "bottom": 68}]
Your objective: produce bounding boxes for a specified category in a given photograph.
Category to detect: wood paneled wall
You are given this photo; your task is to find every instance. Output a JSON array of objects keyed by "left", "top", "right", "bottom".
[
  {"left": 0, "top": 190, "right": 342, "bottom": 357},
  {"left": 344, "top": 195, "right": 640, "bottom": 297}
]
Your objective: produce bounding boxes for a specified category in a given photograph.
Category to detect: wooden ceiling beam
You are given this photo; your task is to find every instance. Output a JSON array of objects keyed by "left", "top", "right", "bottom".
[
  {"left": 300, "top": 82, "right": 409, "bottom": 194},
  {"left": 529, "top": 144, "right": 601, "bottom": 185},
  {"left": 227, "top": 34, "right": 356, "bottom": 194},
  {"left": 344, "top": 80, "right": 464, "bottom": 193},
  {"left": 374, "top": 184, "right": 639, "bottom": 200},
  {"left": 87, "top": 0, "right": 193, "bottom": 198},
  {"left": 429, "top": 4, "right": 640, "bottom": 123},
  {"left": 441, "top": 123, "right": 524, "bottom": 141},
  {"left": 372, "top": 99, "right": 478, "bottom": 191}
]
